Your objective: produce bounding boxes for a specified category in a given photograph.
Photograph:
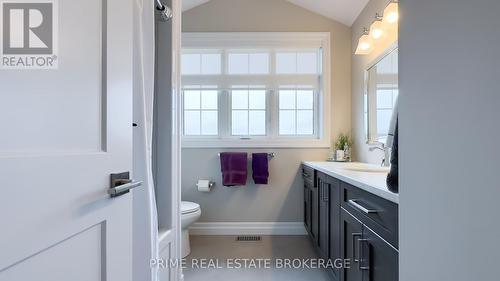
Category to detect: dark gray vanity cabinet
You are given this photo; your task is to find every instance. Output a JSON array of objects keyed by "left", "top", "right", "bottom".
[
  {"left": 314, "top": 171, "right": 342, "bottom": 280},
  {"left": 304, "top": 182, "right": 311, "bottom": 234},
  {"left": 302, "top": 166, "right": 317, "bottom": 242},
  {"left": 317, "top": 172, "right": 330, "bottom": 258},
  {"left": 340, "top": 208, "right": 398, "bottom": 281},
  {"left": 302, "top": 164, "right": 399, "bottom": 281},
  {"left": 361, "top": 224, "right": 398, "bottom": 281},
  {"left": 328, "top": 177, "right": 341, "bottom": 280},
  {"left": 340, "top": 182, "right": 398, "bottom": 281},
  {"left": 340, "top": 209, "right": 364, "bottom": 281}
]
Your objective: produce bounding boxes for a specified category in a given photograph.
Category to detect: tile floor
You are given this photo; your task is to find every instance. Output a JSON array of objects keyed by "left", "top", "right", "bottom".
[{"left": 183, "top": 235, "right": 332, "bottom": 281}]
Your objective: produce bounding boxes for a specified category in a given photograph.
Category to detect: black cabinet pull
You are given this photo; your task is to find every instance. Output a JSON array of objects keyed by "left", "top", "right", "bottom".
[
  {"left": 321, "top": 182, "right": 325, "bottom": 201},
  {"left": 358, "top": 238, "right": 370, "bottom": 271},
  {"left": 352, "top": 232, "right": 362, "bottom": 262},
  {"left": 319, "top": 181, "right": 323, "bottom": 201}
]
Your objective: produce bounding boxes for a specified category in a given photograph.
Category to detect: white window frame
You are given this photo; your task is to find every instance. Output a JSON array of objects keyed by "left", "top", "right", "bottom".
[{"left": 181, "top": 32, "right": 331, "bottom": 148}]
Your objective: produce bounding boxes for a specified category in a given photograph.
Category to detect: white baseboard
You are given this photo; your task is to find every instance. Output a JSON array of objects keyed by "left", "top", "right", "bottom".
[{"left": 189, "top": 222, "right": 307, "bottom": 236}]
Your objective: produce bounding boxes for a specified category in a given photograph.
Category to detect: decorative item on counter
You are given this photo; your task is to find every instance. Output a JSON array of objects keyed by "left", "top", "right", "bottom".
[
  {"left": 328, "top": 134, "right": 352, "bottom": 162},
  {"left": 344, "top": 143, "right": 351, "bottom": 162}
]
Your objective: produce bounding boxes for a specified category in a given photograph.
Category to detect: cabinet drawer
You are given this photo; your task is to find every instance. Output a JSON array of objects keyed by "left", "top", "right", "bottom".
[
  {"left": 301, "top": 165, "right": 315, "bottom": 186},
  {"left": 341, "top": 182, "right": 398, "bottom": 248}
]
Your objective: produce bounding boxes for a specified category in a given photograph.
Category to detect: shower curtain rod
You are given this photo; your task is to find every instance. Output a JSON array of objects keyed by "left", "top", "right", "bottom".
[{"left": 155, "top": 0, "right": 165, "bottom": 10}]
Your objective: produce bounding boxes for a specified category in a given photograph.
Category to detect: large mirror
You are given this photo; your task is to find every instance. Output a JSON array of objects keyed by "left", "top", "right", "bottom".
[{"left": 364, "top": 46, "right": 398, "bottom": 145}]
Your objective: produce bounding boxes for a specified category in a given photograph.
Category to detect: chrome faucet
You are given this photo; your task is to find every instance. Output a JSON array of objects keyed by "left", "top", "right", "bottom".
[{"left": 369, "top": 144, "right": 391, "bottom": 167}]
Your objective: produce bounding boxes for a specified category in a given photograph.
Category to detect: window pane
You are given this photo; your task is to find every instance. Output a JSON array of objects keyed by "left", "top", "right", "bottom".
[
  {"left": 232, "top": 90, "right": 248, "bottom": 110},
  {"left": 201, "top": 90, "right": 218, "bottom": 110},
  {"left": 249, "top": 90, "right": 266, "bottom": 110},
  {"left": 232, "top": 110, "right": 248, "bottom": 135},
  {"left": 249, "top": 53, "right": 269, "bottom": 74},
  {"left": 376, "top": 89, "right": 393, "bottom": 109},
  {"left": 279, "top": 110, "right": 296, "bottom": 135},
  {"left": 279, "top": 90, "right": 296, "bottom": 109},
  {"left": 376, "top": 109, "right": 392, "bottom": 136},
  {"left": 249, "top": 111, "right": 266, "bottom": 135},
  {"left": 296, "top": 90, "right": 313, "bottom": 109},
  {"left": 392, "top": 89, "right": 399, "bottom": 106},
  {"left": 201, "top": 111, "right": 218, "bottom": 135},
  {"left": 297, "top": 52, "right": 317, "bottom": 74},
  {"left": 228, "top": 53, "right": 249, "bottom": 74},
  {"left": 184, "top": 111, "right": 200, "bottom": 135},
  {"left": 297, "top": 110, "right": 314, "bottom": 135},
  {"left": 184, "top": 90, "right": 200, "bottom": 110},
  {"left": 181, "top": 54, "right": 200, "bottom": 75},
  {"left": 201, "top": 54, "right": 221, "bottom": 74},
  {"left": 276, "top": 52, "right": 296, "bottom": 74}
]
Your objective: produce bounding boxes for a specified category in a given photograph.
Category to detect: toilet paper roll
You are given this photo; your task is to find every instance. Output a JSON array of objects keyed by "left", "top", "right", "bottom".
[{"left": 197, "top": 180, "right": 213, "bottom": 192}]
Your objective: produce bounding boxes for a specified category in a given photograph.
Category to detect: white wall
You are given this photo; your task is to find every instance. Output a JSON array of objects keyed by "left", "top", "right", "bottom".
[
  {"left": 351, "top": 0, "right": 396, "bottom": 164},
  {"left": 399, "top": 0, "right": 500, "bottom": 280},
  {"left": 181, "top": 0, "right": 352, "bottom": 222}
]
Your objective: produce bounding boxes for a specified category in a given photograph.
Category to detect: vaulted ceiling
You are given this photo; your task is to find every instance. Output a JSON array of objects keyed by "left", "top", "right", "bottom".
[{"left": 182, "top": 0, "right": 369, "bottom": 26}]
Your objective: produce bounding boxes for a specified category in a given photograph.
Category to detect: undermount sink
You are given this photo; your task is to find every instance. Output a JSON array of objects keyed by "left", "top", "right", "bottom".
[{"left": 341, "top": 163, "right": 390, "bottom": 173}]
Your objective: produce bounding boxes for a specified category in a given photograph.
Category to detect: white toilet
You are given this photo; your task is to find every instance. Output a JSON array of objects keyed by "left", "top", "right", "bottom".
[{"left": 181, "top": 201, "right": 201, "bottom": 258}]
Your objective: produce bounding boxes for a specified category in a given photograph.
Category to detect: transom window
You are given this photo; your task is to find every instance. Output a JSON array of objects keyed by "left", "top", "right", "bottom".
[
  {"left": 228, "top": 52, "right": 270, "bottom": 74},
  {"left": 181, "top": 33, "right": 331, "bottom": 147},
  {"left": 181, "top": 52, "right": 222, "bottom": 75},
  {"left": 276, "top": 51, "right": 319, "bottom": 74}
]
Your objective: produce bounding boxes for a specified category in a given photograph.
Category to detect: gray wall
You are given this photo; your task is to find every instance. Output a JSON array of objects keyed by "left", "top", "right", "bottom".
[
  {"left": 399, "top": 0, "right": 500, "bottom": 280},
  {"left": 181, "top": 0, "right": 352, "bottom": 222},
  {"left": 182, "top": 149, "right": 331, "bottom": 222},
  {"left": 351, "top": 0, "right": 395, "bottom": 164}
]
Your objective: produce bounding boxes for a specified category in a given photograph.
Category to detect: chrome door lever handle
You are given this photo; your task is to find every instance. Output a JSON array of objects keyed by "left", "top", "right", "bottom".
[{"left": 108, "top": 180, "right": 142, "bottom": 197}]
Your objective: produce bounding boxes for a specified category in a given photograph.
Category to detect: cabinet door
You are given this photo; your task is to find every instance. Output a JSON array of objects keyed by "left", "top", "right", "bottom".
[
  {"left": 360, "top": 226, "right": 399, "bottom": 281},
  {"left": 341, "top": 208, "right": 363, "bottom": 281},
  {"left": 304, "top": 182, "right": 312, "bottom": 235},
  {"left": 311, "top": 180, "right": 319, "bottom": 244},
  {"left": 318, "top": 176, "right": 330, "bottom": 258},
  {"left": 329, "top": 177, "right": 341, "bottom": 280}
]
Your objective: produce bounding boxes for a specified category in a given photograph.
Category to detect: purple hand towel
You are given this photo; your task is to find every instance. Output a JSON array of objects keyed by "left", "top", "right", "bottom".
[
  {"left": 220, "top": 152, "right": 248, "bottom": 186},
  {"left": 252, "top": 153, "right": 269, "bottom": 184}
]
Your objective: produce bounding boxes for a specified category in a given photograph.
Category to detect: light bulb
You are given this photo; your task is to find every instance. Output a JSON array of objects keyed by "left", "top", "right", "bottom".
[
  {"left": 383, "top": 2, "right": 399, "bottom": 24},
  {"left": 370, "top": 20, "right": 385, "bottom": 40},
  {"left": 386, "top": 12, "right": 398, "bottom": 23},
  {"left": 355, "top": 34, "right": 374, "bottom": 55},
  {"left": 360, "top": 42, "right": 371, "bottom": 50}
]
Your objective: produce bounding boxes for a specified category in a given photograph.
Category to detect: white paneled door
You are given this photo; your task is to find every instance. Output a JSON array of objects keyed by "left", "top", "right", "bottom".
[{"left": 0, "top": 0, "right": 134, "bottom": 280}]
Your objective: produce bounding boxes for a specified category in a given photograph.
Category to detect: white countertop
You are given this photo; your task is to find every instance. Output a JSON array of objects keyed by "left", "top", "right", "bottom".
[{"left": 302, "top": 161, "right": 399, "bottom": 204}]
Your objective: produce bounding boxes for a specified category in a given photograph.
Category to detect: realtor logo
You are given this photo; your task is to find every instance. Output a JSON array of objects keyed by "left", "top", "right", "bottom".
[{"left": 1, "top": 0, "right": 58, "bottom": 69}]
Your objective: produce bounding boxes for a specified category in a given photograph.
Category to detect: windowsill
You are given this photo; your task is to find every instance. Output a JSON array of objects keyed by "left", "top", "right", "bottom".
[{"left": 182, "top": 138, "right": 331, "bottom": 149}]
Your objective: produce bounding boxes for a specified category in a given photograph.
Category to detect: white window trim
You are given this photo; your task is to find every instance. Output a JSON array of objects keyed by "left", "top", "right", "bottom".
[{"left": 181, "top": 32, "right": 331, "bottom": 148}]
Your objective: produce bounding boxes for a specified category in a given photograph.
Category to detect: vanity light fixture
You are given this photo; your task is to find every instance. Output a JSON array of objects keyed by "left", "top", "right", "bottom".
[
  {"left": 355, "top": 1, "right": 398, "bottom": 55},
  {"left": 369, "top": 14, "right": 385, "bottom": 40},
  {"left": 355, "top": 28, "right": 374, "bottom": 55}
]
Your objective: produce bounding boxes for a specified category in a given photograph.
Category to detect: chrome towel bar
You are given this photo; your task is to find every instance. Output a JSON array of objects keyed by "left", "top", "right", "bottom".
[{"left": 217, "top": 152, "right": 275, "bottom": 159}]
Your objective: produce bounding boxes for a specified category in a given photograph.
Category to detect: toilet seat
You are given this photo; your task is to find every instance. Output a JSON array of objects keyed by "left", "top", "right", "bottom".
[{"left": 181, "top": 201, "right": 200, "bottom": 215}]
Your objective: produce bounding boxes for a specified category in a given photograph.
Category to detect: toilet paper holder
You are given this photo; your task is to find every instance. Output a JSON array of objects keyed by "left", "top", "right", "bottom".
[{"left": 196, "top": 180, "right": 215, "bottom": 191}]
